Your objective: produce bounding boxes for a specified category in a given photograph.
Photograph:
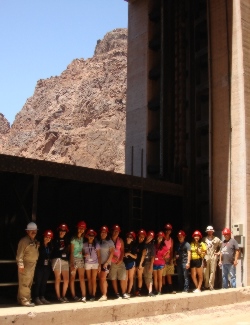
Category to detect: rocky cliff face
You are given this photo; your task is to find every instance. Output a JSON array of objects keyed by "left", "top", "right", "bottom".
[
  {"left": 0, "top": 28, "right": 127, "bottom": 173},
  {"left": 0, "top": 113, "right": 10, "bottom": 152}
]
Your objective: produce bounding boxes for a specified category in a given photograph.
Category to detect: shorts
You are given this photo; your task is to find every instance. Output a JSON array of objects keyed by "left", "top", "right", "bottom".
[
  {"left": 125, "top": 261, "right": 135, "bottom": 270},
  {"left": 85, "top": 263, "right": 99, "bottom": 270},
  {"left": 153, "top": 264, "right": 165, "bottom": 271},
  {"left": 52, "top": 258, "right": 69, "bottom": 272},
  {"left": 190, "top": 258, "right": 202, "bottom": 268},
  {"left": 73, "top": 257, "right": 85, "bottom": 269},
  {"left": 143, "top": 261, "right": 153, "bottom": 285},
  {"left": 162, "top": 264, "right": 175, "bottom": 276},
  {"left": 109, "top": 262, "right": 126, "bottom": 280},
  {"left": 100, "top": 264, "right": 110, "bottom": 272}
]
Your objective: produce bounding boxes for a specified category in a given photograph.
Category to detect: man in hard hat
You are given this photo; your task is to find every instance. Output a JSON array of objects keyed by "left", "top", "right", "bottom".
[
  {"left": 219, "top": 228, "right": 239, "bottom": 289},
  {"left": 16, "top": 222, "right": 39, "bottom": 306},
  {"left": 202, "top": 226, "right": 222, "bottom": 290}
]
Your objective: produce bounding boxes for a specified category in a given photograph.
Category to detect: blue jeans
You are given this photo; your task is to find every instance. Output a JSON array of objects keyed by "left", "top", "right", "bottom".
[
  {"left": 222, "top": 264, "right": 236, "bottom": 288},
  {"left": 176, "top": 263, "right": 189, "bottom": 292}
]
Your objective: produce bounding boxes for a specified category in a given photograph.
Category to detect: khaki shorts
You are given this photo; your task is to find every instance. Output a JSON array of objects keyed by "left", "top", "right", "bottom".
[
  {"left": 52, "top": 258, "right": 69, "bottom": 272},
  {"left": 109, "top": 262, "right": 126, "bottom": 280},
  {"left": 143, "top": 261, "right": 153, "bottom": 285},
  {"left": 162, "top": 264, "right": 175, "bottom": 276}
]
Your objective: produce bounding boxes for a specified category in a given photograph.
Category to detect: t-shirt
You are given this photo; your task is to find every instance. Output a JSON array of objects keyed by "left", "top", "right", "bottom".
[
  {"left": 51, "top": 236, "right": 70, "bottom": 261},
  {"left": 154, "top": 243, "right": 169, "bottom": 266},
  {"left": 190, "top": 241, "right": 207, "bottom": 260},
  {"left": 220, "top": 238, "right": 239, "bottom": 264},
  {"left": 98, "top": 239, "right": 115, "bottom": 264},
  {"left": 144, "top": 240, "right": 155, "bottom": 262},
  {"left": 71, "top": 237, "right": 84, "bottom": 259},
  {"left": 83, "top": 242, "right": 100, "bottom": 264},
  {"left": 175, "top": 241, "right": 191, "bottom": 264},
  {"left": 135, "top": 241, "right": 145, "bottom": 265},
  {"left": 123, "top": 242, "right": 137, "bottom": 265}
]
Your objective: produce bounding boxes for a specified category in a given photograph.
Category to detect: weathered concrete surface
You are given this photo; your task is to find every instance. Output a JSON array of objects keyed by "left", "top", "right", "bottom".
[{"left": 0, "top": 287, "right": 250, "bottom": 325}]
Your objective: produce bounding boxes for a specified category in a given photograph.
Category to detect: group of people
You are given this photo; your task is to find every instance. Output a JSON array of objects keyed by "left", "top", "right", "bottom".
[{"left": 16, "top": 221, "right": 240, "bottom": 307}]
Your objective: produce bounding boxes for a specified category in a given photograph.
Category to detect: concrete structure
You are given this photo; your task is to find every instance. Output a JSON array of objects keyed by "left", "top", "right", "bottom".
[{"left": 125, "top": 0, "right": 250, "bottom": 286}]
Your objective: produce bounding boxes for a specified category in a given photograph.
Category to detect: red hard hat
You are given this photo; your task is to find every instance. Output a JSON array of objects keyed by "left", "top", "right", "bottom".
[
  {"left": 164, "top": 223, "right": 173, "bottom": 230},
  {"left": 100, "top": 225, "right": 109, "bottom": 233},
  {"left": 77, "top": 221, "right": 87, "bottom": 229},
  {"left": 137, "top": 229, "right": 147, "bottom": 237},
  {"left": 156, "top": 231, "right": 165, "bottom": 239},
  {"left": 147, "top": 230, "right": 155, "bottom": 238},
  {"left": 112, "top": 224, "right": 121, "bottom": 232},
  {"left": 192, "top": 230, "right": 202, "bottom": 238},
  {"left": 85, "top": 229, "right": 97, "bottom": 237},
  {"left": 177, "top": 230, "right": 186, "bottom": 237},
  {"left": 222, "top": 228, "right": 232, "bottom": 235},
  {"left": 57, "top": 223, "right": 69, "bottom": 232},
  {"left": 126, "top": 231, "right": 136, "bottom": 240},
  {"left": 43, "top": 229, "right": 54, "bottom": 239}
]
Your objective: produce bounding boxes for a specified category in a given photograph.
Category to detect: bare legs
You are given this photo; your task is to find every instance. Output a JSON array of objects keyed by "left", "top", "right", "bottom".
[{"left": 54, "top": 269, "right": 69, "bottom": 299}]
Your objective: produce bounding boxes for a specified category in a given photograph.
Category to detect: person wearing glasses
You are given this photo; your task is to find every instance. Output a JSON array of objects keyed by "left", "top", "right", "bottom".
[
  {"left": 51, "top": 223, "right": 70, "bottom": 303},
  {"left": 33, "top": 230, "right": 54, "bottom": 305},
  {"left": 162, "top": 223, "right": 176, "bottom": 293},
  {"left": 70, "top": 221, "right": 87, "bottom": 303},
  {"left": 83, "top": 229, "right": 101, "bottom": 301},
  {"left": 123, "top": 231, "right": 137, "bottom": 296}
]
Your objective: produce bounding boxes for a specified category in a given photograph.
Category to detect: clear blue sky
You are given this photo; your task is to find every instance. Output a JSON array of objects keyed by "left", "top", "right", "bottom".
[{"left": 0, "top": 0, "right": 128, "bottom": 125}]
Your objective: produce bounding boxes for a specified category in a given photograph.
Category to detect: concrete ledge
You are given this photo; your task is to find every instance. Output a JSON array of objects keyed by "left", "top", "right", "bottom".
[{"left": 1, "top": 287, "right": 250, "bottom": 325}]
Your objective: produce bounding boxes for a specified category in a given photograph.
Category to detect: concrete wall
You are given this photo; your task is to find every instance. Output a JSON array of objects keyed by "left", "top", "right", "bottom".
[{"left": 125, "top": 0, "right": 149, "bottom": 177}]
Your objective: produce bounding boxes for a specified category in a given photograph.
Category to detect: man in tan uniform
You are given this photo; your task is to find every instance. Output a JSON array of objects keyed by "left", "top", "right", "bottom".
[
  {"left": 16, "top": 222, "right": 39, "bottom": 306},
  {"left": 202, "top": 226, "right": 222, "bottom": 290}
]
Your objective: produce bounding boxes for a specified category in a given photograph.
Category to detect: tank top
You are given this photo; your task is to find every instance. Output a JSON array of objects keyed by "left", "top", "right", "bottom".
[{"left": 112, "top": 237, "right": 122, "bottom": 263}]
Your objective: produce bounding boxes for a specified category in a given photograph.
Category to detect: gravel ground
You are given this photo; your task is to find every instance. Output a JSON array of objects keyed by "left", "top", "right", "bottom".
[{"left": 92, "top": 301, "right": 250, "bottom": 325}]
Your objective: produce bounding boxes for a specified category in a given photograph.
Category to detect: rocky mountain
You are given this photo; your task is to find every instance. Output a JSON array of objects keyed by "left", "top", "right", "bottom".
[
  {"left": 0, "top": 114, "right": 10, "bottom": 152},
  {"left": 0, "top": 28, "right": 127, "bottom": 173}
]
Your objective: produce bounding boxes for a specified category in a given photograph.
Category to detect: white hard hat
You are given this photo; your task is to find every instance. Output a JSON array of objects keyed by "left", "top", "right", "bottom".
[
  {"left": 206, "top": 225, "right": 214, "bottom": 232},
  {"left": 26, "top": 222, "right": 38, "bottom": 231}
]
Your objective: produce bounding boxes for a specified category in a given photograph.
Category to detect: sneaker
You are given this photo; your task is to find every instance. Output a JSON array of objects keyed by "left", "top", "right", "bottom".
[
  {"left": 98, "top": 295, "right": 107, "bottom": 302},
  {"left": 170, "top": 290, "right": 177, "bottom": 294},
  {"left": 181, "top": 291, "right": 189, "bottom": 293},
  {"left": 115, "top": 293, "right": 121, "bottom": 299},
  {"left": 135, "top": 290, "right": 142, "bottom": 297},
  {"left": 22, "top": 302, "right": 35, "bottom": 307},
  {"left": 89, "top": 296, "right": 95, "bottom": 302},
  {"left": 122, "top": 293, "right": 130, "bottom": 299},
  {"left": 73, "top": 296, "right": 81, "bottom": 302},
  {"left": 157, "top": 292, "right": 161, "bottom": 295},
  {"left": 35, "top": 297, "right": 43, "bottom": 305},
  {"left": 81, "top": 297, "right": 86, "bottom": 303},
  {"left": 193, "top": 289, "right": 201, "bottom": 293},
  {"left": 58, "top": 297, "right": 66, "bottom": 303},
  {"left": 40, "top": 297, "right": 50, "bottom": 304},
  {"left": 62, "top": 296, "right": 70, "bottom": 302},
  {"left": 148, "top": 292, "right": 156, "bottom": 297}
]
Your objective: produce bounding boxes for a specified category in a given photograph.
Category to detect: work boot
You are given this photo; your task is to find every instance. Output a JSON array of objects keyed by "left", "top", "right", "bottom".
[{"left": 40, "top": 297, "right": 50, "bottom": 304}]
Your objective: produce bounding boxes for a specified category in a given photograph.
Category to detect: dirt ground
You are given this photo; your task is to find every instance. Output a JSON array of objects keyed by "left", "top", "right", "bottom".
[{"left": 93, "top": 301, "right": 250, "bottom": 325}]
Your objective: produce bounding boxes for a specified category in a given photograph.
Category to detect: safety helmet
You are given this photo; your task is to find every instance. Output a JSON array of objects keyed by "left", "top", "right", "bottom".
[
  {"left": 192, "top": 230, "right": 202, "bottom": 238},
  {"left": 156, "top": 231, "right": 165, "bottom": 239},
  {"left": 222, "top": 228, "right": 232, "bottom": 235},
  {"left": 26, "top": 222, "right": 38, "bottom": 231},
  {"left": 177, "top": 230, "right": 186, "bottom": 237},
  {"left": 100, "top": 225, "right": 109, "bottom": 233},
  {"left": 112, "top": 224, "right": 121, "bottom": 232},
  {"left": 77, "top": 221, "right": 87, "bottom": 229},
  {"left": 43, "top": 230, "right": 54, "bottom": 239},
  {"left": 164, "top": 223, "right": 173, "bottom": 230},
  {"left": 206, "top": 225, "right": 214, "bottom": 232},
  {"left": 137, "top": 229, "right": 147, "bottom": 237},
  {"left": 147, "top": 230, "right": 155, "bottom": 238},
  {"left": 126, "top": 231, "right": 136, "bottom": 240},
  {"left": 85, "top": 229, "right": 97, "bottom": 237},
  {"left": 57, "top": 223, "right": 69, "bottom": 232}
]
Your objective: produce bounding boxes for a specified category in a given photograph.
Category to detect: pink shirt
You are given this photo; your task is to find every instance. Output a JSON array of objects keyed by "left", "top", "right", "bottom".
[{"left": 154, "top": 244, "right": 169, "bottom": 265}]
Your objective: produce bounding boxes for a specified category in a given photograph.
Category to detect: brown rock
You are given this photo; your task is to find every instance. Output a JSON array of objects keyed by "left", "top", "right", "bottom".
[
  {"left": 0, "top": 113, "right": 10, "bottom": 152},
  {"left": 1, "top": 28, "right": 127, "bottom": 173}
]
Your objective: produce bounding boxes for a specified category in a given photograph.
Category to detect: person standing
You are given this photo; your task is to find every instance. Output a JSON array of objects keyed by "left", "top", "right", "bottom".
[
  {"left": 202, "top": 225, "right": 222, "bottom": 290},
  {"left": 153, "top": 231, "right": 168, "bottom": 295},
  {"left": 143, "top": 230, "right": 156, "bottom": 297},
  {"left": 83, "top": 229, "right": 101, "bottom": 301},
  {"left": 70, "top": 221, "right": 87, "bottom": 302},
  {"left": 135, "top": 229, "right": 146, "bottom": 296},
  {"left": 109, "top": 224, "right": 129, "bottom": 299},
  {"left": 98, "top": 226, "right": 114, "bottom": 301},
  {"left": 219, "top": 228, "right": 240, "bottom": 289},
  {"left": 16, "top": 222, "right": 39, "bottom": 307},
  {"left": 162, "top": 223, "right": 175, "bottom": 294},
  {"left": 33, "top": 230, "right": 54, "bottom": 305},
  {"left": 123, "top": 231, "right": 137, "bottom": 296},
  {"left": 190, "top": 230, "right": 207, "bottom": 293},
  {"left": 174, "top": 230, "right": 191, "bottom": 293},
  {"left": 51, "top": 223, "right": 70, "bottom": 303}
]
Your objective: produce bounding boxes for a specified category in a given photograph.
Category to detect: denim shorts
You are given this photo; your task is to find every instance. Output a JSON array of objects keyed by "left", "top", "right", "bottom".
[
  {"left": 125, "top": 261, "right": 135, "bottom": 270},
  {"left": 153, "top": 264, "right": 165, "bottom": 271}
]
